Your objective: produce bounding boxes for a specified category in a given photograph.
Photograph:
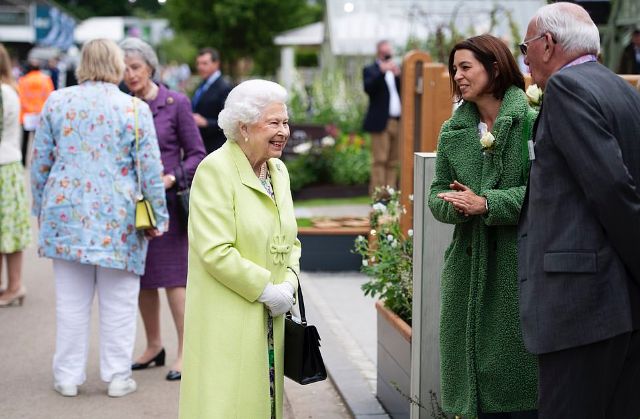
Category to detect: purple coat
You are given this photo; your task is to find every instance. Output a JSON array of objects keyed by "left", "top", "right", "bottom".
[{"left": 141, "top": 84, "right": 206, "bottom": 288}]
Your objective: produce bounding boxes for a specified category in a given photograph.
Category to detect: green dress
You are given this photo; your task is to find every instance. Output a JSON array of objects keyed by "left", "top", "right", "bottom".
[{"left": 428, "top": 86, "right": 538, "bottom": 417}]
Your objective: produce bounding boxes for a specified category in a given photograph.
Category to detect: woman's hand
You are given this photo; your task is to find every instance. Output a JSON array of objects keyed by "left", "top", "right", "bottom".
[
  {"left": 144, "top": 228, "right": 164, "bottom": 240},
  {"left": 162, "top": 174, "right": 176, "bottom": 190},
  {"left": 258, "top": 282, "right": 295, "bottom": 316},
  {"left": 437, "top": 180, "right": 487, "bottom": 216}
]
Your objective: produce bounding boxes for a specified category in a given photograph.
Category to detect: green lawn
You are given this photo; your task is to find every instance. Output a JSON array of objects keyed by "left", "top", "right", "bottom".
[{"left": 294, "top": 195, "right": 370, "bottom": 207}]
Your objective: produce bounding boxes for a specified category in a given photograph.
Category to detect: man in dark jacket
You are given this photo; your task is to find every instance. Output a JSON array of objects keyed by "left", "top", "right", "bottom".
[
  {"left": 518, "top": 3, "right": 640, "bottom": 418},
  {"left": 192, "top": 48, "right": 232, "bottom": 154},
  {"left": 617, "top": 29, "right": 640, "bottom": 74},
  {"left": 362, "top": 40, "right": 401, "bottom": 193}
]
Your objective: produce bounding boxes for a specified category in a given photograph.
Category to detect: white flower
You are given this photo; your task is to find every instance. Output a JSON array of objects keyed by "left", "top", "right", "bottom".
[
  {"left": 370, "top": 256, "right": 376, "bottom": 262},
  {"left": 526, "top": 84, "right": 543, "bottom": 106},
  {"left": 370, "top": 229, "right": 377, "bottom": 236},
  {"left": 320, "top": 136, "right": 336, "bottom": 147},
  {"left": 480, "top": 131, "right": 495, "bottom": 150},
  {"left": 391, "top": 241, "right": 398, "bottom": 248},
  {"left": 356, "top": 235, "right": 365, "bottom": 242},
  {"left": 372, "top": 202, "right": 387, "bottom": 213},
  {"left": 408, "top": 194, "right": 414, "bottom": 201},
  {"left": 292, "top": 141, "right": 313, "bottom": 154},
  {"left": 408, "top": 229, "right": 414, "bottom": 237},
  {"left": 387, "top": 187, "right": 395, "bottom": 195},
  {"left": 362, "top": 259, "right": 369, "bottom": 267},
  {"left": 387, "top": 234, "right": 393, "bottom": 241}
]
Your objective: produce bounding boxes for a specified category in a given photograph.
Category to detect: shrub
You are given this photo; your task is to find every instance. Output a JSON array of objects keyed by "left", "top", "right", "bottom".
[{"left": 354, "top": 187, "right": 413, "bottom": 324}]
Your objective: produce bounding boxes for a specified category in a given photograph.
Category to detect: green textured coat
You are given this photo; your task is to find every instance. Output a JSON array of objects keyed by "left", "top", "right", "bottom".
[{"left": 428, "top": 86, "right": 538, "bottom": 417}]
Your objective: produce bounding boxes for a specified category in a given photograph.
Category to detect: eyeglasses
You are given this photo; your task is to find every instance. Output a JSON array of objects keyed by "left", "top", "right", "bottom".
[{"left": 519, "top": 34, "right": 546, "bottom": 56}]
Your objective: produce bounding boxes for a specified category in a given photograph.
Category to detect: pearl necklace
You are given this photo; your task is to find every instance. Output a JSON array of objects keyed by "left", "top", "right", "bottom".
[{"left": 258, "top": 163, "right": 267, "bottom": 180}]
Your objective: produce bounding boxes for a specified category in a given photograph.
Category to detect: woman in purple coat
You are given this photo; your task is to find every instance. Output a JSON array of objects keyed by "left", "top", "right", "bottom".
[{"left": 120, "top": 38, "right": 206, "bottom": 381}]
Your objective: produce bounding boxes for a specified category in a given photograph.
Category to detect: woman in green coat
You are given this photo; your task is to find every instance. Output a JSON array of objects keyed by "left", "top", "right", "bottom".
[
  {"left": 179, "top": 80, "right": 300, "bottom": 419},
  {"left": 428, "top": 35, "right": 538, "bottom": 418}
]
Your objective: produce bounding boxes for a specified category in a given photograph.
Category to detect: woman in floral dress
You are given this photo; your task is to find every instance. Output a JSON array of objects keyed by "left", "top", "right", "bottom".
[{"left": 31, "top": 39, "right": 168, "bottom": 398}]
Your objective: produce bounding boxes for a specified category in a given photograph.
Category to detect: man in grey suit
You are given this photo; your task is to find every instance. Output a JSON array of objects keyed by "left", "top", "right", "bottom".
[{"left": 518, "top": 3, "right": 640, "bottom": 418}]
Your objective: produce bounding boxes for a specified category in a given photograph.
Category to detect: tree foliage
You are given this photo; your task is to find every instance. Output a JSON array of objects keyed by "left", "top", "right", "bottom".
[{"left": 164, "top": 0, "right": 323, "bottom": 76}]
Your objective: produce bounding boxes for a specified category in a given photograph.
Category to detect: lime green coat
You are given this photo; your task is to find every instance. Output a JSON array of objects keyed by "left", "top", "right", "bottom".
[
  {"left": 179, "top": 141, "right": 300, "bottom": 419},
  {"left": 428, "top": 87, "right": 538, "bottom": 417}
]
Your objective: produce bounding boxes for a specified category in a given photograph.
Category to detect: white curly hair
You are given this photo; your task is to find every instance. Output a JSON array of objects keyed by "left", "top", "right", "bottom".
[{"left": 218, "top": 79, "right": 288, "bottom": 142}]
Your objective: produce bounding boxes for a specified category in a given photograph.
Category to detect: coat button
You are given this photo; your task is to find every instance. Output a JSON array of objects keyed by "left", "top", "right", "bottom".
[{"left": 466, "top": 246, "right": 472, "bottom": 256}]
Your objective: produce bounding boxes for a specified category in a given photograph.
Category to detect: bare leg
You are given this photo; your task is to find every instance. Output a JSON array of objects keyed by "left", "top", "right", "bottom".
[
  {"left": 2, "top": 252, "right": 23, "bottom": 298},
  {"left": 166, "top": 287, "right": 186, "bottom": 372},
  {"left": 135, "top": 288, "right": 163, "bottom": 363}
]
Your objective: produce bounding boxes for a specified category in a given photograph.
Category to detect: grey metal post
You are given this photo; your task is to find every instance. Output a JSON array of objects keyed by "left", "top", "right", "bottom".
[{"left": 410, "top": 153, "right": 453, "bottom": 418}]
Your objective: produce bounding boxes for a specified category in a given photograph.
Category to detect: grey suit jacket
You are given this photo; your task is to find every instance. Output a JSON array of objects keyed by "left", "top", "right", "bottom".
[{"left": 518, "top": 62, "right": 640, "bottom": 354}]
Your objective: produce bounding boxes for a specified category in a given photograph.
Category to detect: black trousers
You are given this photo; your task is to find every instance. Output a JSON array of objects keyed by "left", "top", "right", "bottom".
[{"left": 538, "top": 330, "right": 640, "bottom": 419}]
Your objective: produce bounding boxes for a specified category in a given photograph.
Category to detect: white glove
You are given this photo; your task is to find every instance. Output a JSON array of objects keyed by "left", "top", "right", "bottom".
[{"left": 257, "top": 282, "right": 295, "bottom": 316}]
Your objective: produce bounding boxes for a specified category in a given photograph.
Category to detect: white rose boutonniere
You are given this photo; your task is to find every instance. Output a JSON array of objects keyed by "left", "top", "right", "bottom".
[
  {"left": 526, "top": 84, "right": 543, "bottom": 108},
  {"left": 480, "top": 131, "right": 496, "bottom": 152}
]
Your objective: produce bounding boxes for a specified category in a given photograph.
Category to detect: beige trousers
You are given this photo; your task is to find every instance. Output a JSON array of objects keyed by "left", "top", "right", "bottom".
[{"left": 370, "top": 118, "right": 400, "bottom": 193}]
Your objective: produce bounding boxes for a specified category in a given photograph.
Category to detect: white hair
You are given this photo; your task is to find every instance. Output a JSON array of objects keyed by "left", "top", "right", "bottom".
[
  {"left": 533, "top": 2, "right": 600, "bottom": 56},
  {"left": 218, "top": 79, "right": 288, "bottom": 142},
  {"left": 119, "top": 37, "right": 159, "bottom": 77}
]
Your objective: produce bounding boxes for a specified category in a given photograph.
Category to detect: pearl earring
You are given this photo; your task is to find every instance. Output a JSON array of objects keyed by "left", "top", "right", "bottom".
[{"left": 244, "top": 137, "right": 249, "bottom": 143}]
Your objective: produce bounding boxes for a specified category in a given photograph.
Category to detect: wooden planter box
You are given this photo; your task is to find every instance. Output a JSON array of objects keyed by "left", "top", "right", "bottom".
[
  {"left": 376, "top": 300, "right": 412, "bottom": 419},
  {"left": 298, "top": 227, "right": 368, "bottom": 271}
]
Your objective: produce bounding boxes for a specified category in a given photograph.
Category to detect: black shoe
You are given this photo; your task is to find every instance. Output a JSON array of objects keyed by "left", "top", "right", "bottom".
[
  {"left": 166, "top": 370, "right": 181, "bottom": 381},
  {"left": 131, "top": 348, "right": 166, "bottom": 370}
]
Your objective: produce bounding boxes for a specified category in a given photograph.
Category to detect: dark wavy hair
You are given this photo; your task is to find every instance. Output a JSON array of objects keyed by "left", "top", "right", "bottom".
[{"left": 448, "top": 34, "right": 524, "bottom": 102}]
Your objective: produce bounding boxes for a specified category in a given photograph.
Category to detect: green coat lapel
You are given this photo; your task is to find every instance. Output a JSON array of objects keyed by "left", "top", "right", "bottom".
[{"left": 226, "top": 140, "right": 272, "bottom": 199}]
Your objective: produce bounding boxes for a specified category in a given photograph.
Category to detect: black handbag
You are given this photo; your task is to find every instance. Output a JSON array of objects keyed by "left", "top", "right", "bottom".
[
  {"left": 284, "top": 280, "right": 327, "bottom": 385},
  {"left": 175, "top": 162, "right": 190, "bottom": 224}
]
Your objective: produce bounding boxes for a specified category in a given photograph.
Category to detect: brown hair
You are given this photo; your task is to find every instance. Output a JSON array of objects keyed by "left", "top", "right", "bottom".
[
  {"left": 0, "top": 43, "right": 16, "bottom": 88},
  {"left": 198, "top": 47, "right": 220, "bottom": 62},
  {"left": 448, "top": 34, "right": 524, "bottom": 101}
]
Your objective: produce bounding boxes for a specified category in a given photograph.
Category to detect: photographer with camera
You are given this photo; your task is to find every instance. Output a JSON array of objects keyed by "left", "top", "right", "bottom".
[{"left": 362, "top": 40, "right": 402, "bottom": 193}]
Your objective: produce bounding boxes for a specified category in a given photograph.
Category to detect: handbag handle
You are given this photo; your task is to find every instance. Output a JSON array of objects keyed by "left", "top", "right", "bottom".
[
  {"left": 133, "top": 98, "right": 143, "bottom": 200},
  {"left": 287, "top": 267, "right": 306, "bottom": 325}
]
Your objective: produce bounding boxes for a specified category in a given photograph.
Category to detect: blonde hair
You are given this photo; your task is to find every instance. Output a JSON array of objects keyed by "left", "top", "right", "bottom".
[
  {"left": 0, "top": 43, "right": 16, "bottom": 88},
  {"left": 76, "top": 39, "right": 125, "bottom": 84}
]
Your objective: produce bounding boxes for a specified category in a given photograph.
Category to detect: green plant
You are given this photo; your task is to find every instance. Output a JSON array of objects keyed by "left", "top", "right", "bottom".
[
  {"left": 354, "top": 187, "right": 413, "bottom": 324},
  {"left": 327, "top": 133, "right": 371, "bottom": 185},
  {"left": 288, "top": 66, "right": 368, "bottom": 134},
  {"left": 285, "top": 152, "right": 324, "bottom": 192}
]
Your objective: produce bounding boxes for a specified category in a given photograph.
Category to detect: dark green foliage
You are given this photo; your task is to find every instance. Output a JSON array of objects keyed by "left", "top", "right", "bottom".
[{"left": 164, "top": 0, "right": 323, "bottom": 76}]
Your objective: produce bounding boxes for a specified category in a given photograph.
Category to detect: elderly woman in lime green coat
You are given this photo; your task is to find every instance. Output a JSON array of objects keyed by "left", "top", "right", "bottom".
[{"left": 179, "top": 80, "right": 300, "bottom": 419}]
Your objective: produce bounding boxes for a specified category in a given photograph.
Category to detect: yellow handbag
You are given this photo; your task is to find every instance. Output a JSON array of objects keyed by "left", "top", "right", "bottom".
[{"left": 132, "top": 98, "right": 157, "bottom": 230}]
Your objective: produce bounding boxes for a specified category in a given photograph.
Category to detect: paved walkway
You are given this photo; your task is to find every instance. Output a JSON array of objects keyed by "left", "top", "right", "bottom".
[{"left": 0, "top": 223, "right": 386, "bottom": 418}]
